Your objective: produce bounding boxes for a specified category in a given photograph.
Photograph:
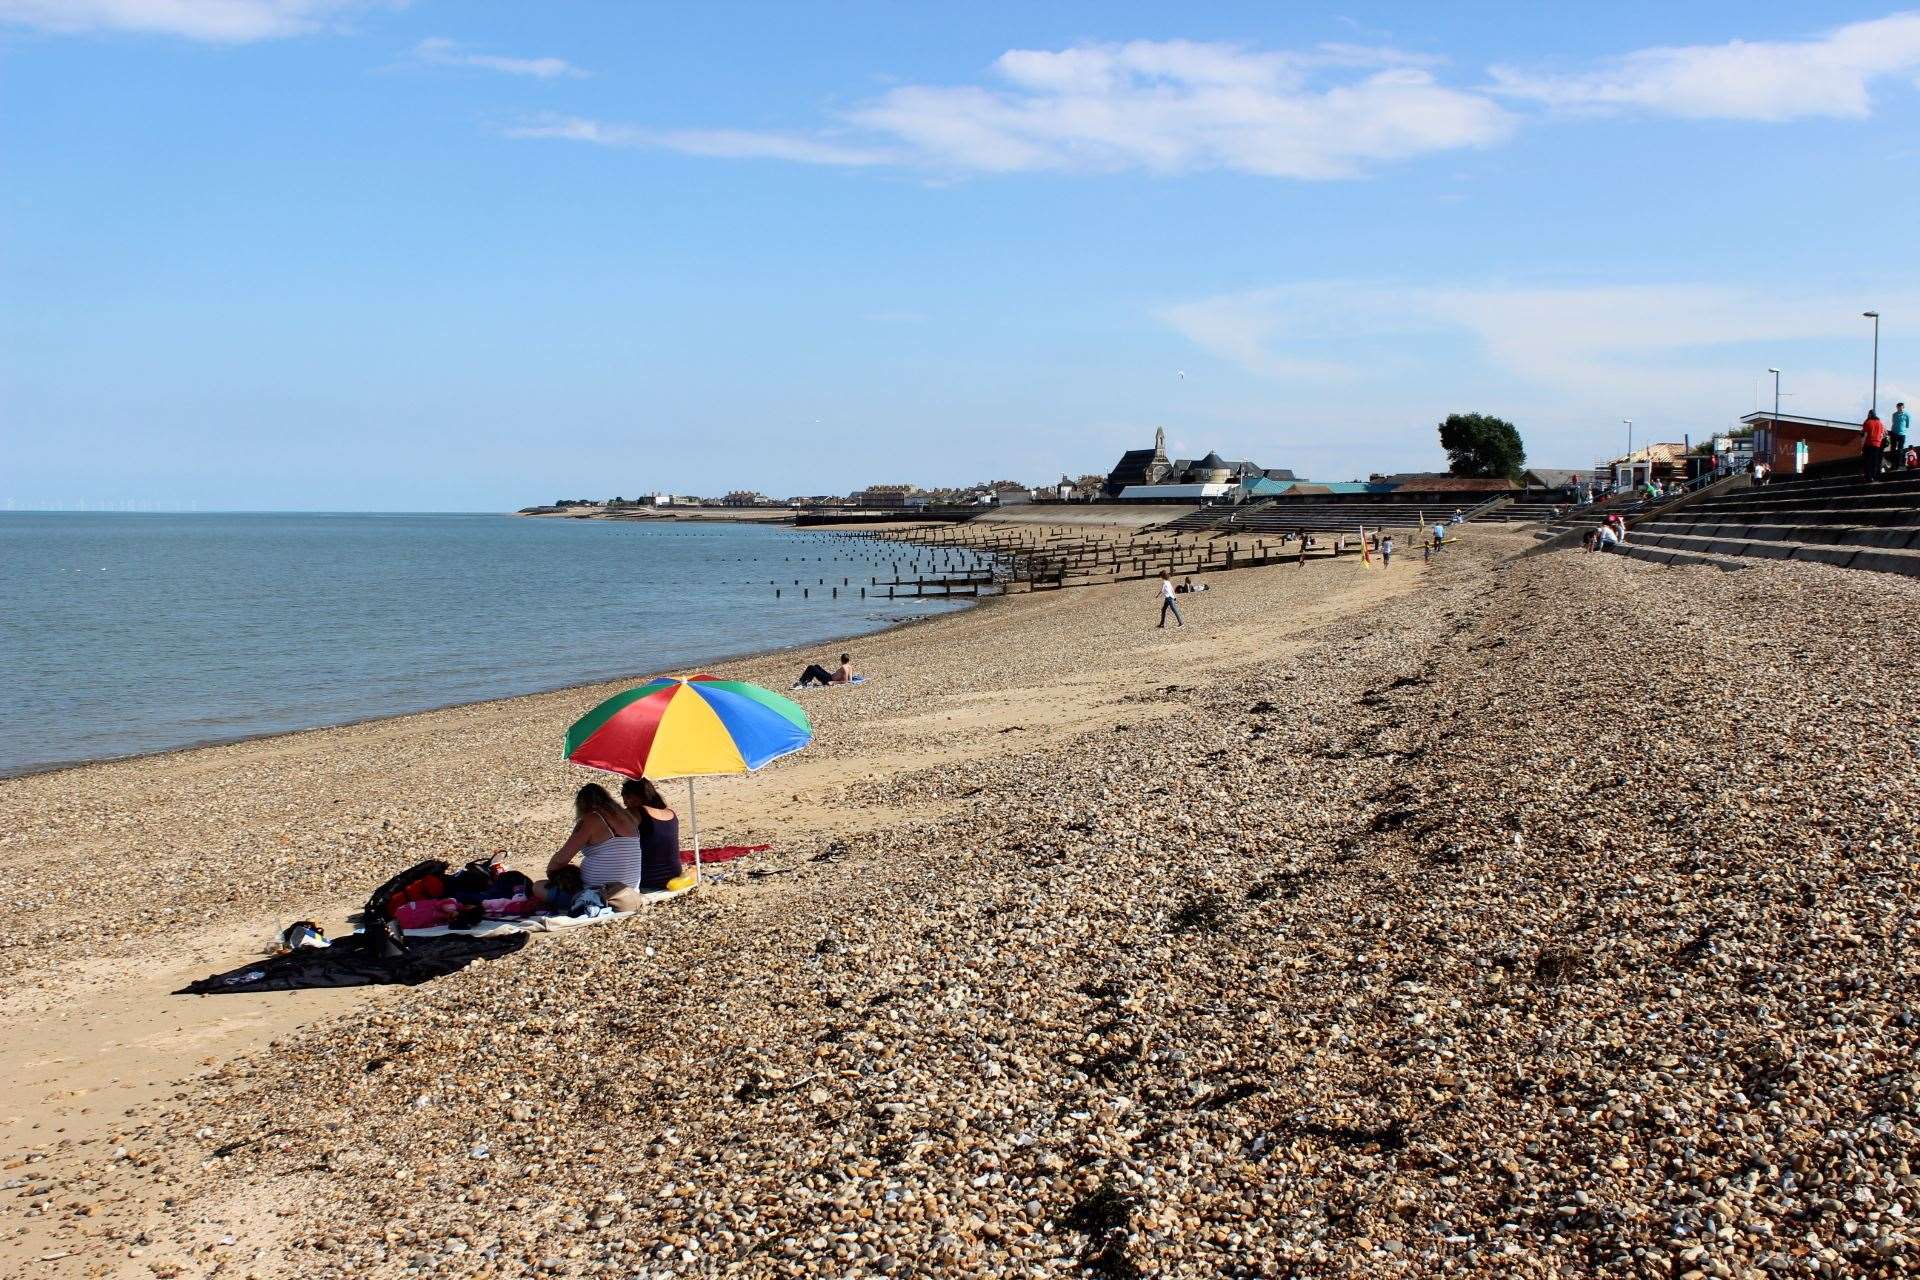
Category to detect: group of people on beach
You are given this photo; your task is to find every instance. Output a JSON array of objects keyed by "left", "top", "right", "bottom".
[
  {"left": 538, "top": 778, "right": 685, "bottom": 912},
  {"left": 1860, "top": 403, "right": 1913, "bottom": 481},
  {"left": 535, "top": 651, "right": 865, "bottom": 913},
  {"left": 1581, "top": 513, "right": 1628, "bottom": 553}
]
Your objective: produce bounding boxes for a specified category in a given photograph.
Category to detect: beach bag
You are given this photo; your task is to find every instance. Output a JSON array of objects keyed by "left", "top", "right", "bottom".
[
  {"left": 485, "top": 869, "right": 533, "bottom": 899},
  {"left": 277, "top": 921, "right": 329, "bottom": 951},
  {"left": 445, "top": 859, "right": 506, "bottom": 904},
  {"left": 364, "top": 859, "right": 451, "bottom": 922}
]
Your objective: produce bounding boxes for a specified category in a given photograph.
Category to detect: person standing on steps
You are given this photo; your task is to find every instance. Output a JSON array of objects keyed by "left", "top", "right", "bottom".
[
  {"left": 1157, "top": 569, "right": 1184, "bottom": 628},
  {"left": 1862, "top": 408, "right": 1887, "bottom": 482},
  {"left": 1892, "top": 402, "right": 1911, "bottom": 470}
]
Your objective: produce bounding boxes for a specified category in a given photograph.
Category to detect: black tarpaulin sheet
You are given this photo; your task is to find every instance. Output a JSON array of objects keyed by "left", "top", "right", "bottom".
[{"left": 176, "top": 932, "right": 529, "bottom": 995}]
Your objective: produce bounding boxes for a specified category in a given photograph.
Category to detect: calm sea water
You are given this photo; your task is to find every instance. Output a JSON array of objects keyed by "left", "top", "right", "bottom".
[{"left": 0, "top": 513, "right": 978, "bottom": 778}]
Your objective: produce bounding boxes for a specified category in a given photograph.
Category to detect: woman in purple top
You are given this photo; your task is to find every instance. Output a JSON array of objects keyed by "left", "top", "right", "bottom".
[{"left": 620, "top": 777, "right": 684, "bottom": 890}]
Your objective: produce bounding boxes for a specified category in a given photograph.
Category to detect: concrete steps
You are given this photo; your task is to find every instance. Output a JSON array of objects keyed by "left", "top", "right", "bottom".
[
  {"left": 1646, "top": 520, "right": 1920, "bottom": 549},
  {"left": 1486, "top": 502, "right": 1562, "bottom": 523},
  {"left": 1616, "top": 542, "right": 1749, "bottom": 573},
  {"left": 1611, "top": 471, "right": 1920, "bottom": 577},
  {"left": 1622, "top": 528, "right": 1920, "bottom": 576}
]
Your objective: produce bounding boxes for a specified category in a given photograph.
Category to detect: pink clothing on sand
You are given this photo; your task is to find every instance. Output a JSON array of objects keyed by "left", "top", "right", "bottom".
[
  {"left": 393, "top": 898, "right": 461, "bottom": 930},
  {"left": 483, "top": 894, "right": 536, "bottom": 918}
]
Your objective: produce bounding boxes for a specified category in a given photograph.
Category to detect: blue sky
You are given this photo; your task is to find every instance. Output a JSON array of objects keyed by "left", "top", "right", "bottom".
[{"left": 3, "top": 2, "right": 1917, "bottom": 510}]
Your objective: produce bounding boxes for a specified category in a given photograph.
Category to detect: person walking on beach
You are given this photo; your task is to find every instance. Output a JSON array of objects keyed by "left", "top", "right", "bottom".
[
  {"left": 1381, "top": 534, "right": 1394, "bottom": 567},
  {"left": 1157, "top": 570, "right": 1184, "bottom": 628},
  {"left": 1863, "top": 409, "right": 1888, "bottom": 481}
]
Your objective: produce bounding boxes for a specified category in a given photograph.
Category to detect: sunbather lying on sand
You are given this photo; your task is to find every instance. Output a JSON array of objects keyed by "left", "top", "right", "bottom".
[{"left": 796, "top": 652, "right": 857, "bottom": 687}]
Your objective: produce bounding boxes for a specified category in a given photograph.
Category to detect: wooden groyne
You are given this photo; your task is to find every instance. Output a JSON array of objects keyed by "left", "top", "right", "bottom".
[{"left": 797, "top": 520, "right": 1380, "bottom": 598}]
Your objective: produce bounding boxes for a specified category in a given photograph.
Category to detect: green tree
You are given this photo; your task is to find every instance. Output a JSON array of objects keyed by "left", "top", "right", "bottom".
[{"left": 1437, "top": 413, "right": 1526, "bottom": 480}]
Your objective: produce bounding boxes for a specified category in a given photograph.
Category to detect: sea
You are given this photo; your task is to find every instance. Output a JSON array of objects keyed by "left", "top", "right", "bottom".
[{"left": 0, "top": 513, "right": 983, "bottom": 778}]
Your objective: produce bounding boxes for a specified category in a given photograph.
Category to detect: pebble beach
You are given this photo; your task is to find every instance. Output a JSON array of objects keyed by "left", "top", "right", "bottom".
[{"left": 5, "top": 528, "right": 1918, "bottom": 1278}]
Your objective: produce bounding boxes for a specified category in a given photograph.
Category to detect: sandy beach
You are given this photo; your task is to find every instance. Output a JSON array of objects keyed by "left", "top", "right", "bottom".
[
  {"left": 6, "top": 528, "right": 1917, "bottom": 1278},
  {"left": 1, "top": 527, "right": 1418, "bottom": 1276}
]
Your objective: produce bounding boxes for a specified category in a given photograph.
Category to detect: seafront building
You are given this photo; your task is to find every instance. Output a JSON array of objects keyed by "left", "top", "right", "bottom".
[
  {"left": 1102, "top": 428, "right": 1297, "bottom": 499},
  {"left": 855, "top": 484, "right": 919, "bottom": 507},
  {"left": 1741, "top": 411, "right": 1869, "bottom": 477}
]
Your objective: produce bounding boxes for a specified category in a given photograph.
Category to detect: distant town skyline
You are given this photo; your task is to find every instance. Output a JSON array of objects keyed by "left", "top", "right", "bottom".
[{"left": 3, "top": 2, "right": 1915, "bottom": 510}]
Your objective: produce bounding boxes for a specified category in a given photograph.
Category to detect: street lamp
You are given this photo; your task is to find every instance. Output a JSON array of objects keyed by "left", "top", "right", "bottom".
[
  {"left": 1864, "top": 311, "right": 1880, "bottom": 414},
  {"left": 1622, "top": 419, "right": 1633, "bottom": 486},
  {"left": 1766, "top": 368, "right": 1781, "bottom": 477}
]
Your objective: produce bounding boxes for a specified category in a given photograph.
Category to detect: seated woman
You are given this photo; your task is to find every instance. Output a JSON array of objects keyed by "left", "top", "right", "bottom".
[
  {"left": 621, "top": 777, "right": 685, "bottom": 890},
  {"left": 541, "top": 783, "right": 647, "bottom": 912}
]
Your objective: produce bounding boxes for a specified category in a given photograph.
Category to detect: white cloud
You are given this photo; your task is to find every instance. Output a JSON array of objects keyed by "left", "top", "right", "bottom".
[
  {"left": 1489, "top": 11, "right": 1920, "bottom": 121},
  {"left": 1163, "top": 279, "right": 1892, "bottom": 432},
  {"left": 412, "top": 36, "right": 586, "bottom": 81},
  {"left": 504, "top": 116, "right": 892, "bottom": 166},
  {"left": 0, "top": 0, "right": 378, "bottom": 42},
  {"left": 513, "top": 38, "right": 1514, "bottom": 179}
]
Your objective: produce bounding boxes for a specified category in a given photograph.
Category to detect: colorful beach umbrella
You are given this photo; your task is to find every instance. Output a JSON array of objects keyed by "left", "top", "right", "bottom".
[{"left": 563, "top": 675, "right": 812, "bottom": 883}]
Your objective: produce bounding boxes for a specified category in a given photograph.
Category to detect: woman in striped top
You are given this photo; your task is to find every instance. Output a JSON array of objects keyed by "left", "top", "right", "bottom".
[{"left": 542, "top": 783, "right": 646, "bottom": 911}]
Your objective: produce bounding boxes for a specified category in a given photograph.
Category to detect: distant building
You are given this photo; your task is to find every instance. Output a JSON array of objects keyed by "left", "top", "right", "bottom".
[
  {"left": 1105, "top": 430, "right": 1171, "bottom": 495},
  {"left": 1520, "top": 468, "right": 1587, "bottom": 492},
  {"left": 985, "top": 480, "right": 1033, "bottom": 505},
  {"left": 1604, "top": 443, "right": 1690, "bottom": 490},
  {"left": 1741, "top": 411, "right": 1862, "bottom": 477},
  {"left": 1708, "top": 432, "right": 1755, "bottom": 475},
  {"left": 1239, "top": 475, "right": 1296, "bottom": 498},
  {"left": 722, "top": 490, "right": 768, "bottom": 507},
  {"left": 1103, "top": 429, "right": 1292, "bottom": 498},
  {"left": 1118, "top": 482, "right": 1236, "bottom": 501},
  {"left": 1364, "top": 472, "right": 1511, "bottom": 492},
  {"left": 856, "top": 484, "right": 917, "bottom": 507}
]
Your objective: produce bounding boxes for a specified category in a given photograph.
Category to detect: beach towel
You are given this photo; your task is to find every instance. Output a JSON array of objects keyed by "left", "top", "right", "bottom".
[
  {"left": 397, "top": 882, "right": 696, "bottom": 937},
  {"left": 697, "top": 843, "right": 771, "bottom": 866},
  {"left": 792, "top": 675, "right": 866, "bottom": 689}
]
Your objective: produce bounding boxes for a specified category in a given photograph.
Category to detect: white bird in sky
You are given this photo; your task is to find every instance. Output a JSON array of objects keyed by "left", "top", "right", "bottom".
[{"left": 1177, "top": 370, "right": 1186, "bottom": 380}]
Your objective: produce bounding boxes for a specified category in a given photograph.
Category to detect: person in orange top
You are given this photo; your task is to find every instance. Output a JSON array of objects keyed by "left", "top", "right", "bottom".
[{"left": 1862, "top": 410, "right": 1887, "bottom": 481}]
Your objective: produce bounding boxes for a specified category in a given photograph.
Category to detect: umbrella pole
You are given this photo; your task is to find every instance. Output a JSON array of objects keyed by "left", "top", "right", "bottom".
[{"left": 687, "top": 778, "right": 702, "bottom": 885}]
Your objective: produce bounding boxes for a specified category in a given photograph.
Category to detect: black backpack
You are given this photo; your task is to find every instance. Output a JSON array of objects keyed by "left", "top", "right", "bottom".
[{"left": 358, "top": 858, "right": 451, "bottom": 926}]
